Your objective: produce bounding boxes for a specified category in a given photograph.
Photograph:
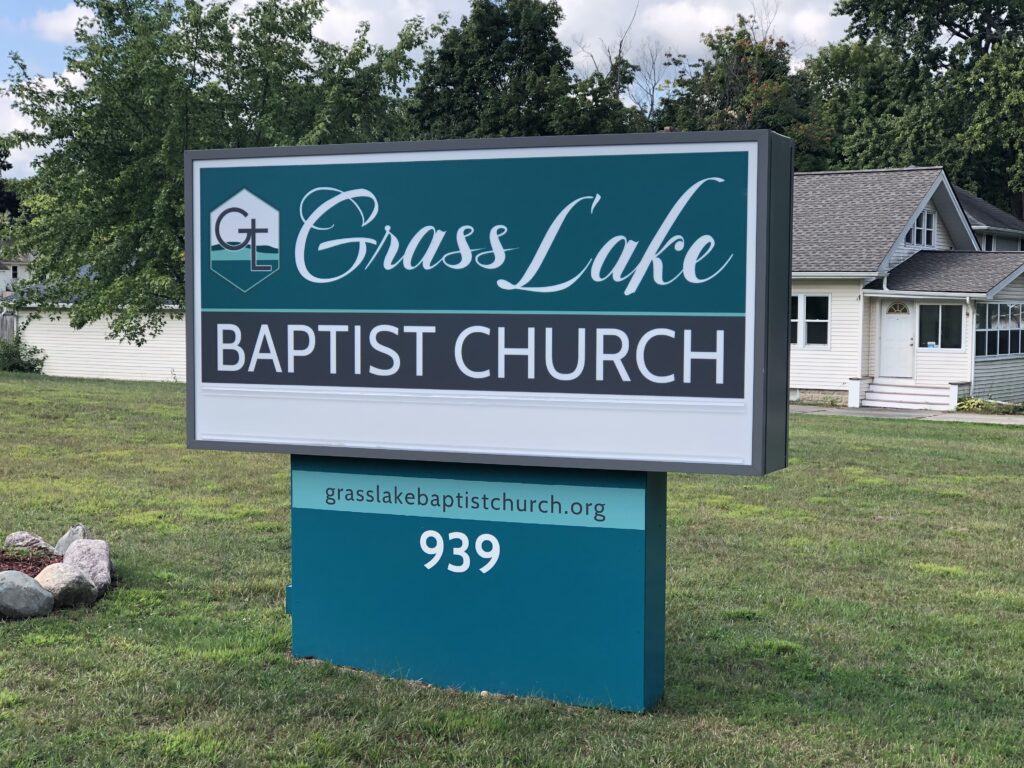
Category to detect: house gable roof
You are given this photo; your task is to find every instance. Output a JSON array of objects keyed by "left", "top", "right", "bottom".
[
  {"left": 864, "top": 250, "right": 1024, "bottom": 296},
  {"left": 952, "top": 185, "right": 1024, "bottom": 236},
  {"left": 793, "top": 167, "right": 975, "bottom": 274}
]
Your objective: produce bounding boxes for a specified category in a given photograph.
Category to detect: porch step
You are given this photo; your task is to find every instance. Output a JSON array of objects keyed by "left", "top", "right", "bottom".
[
  {"left": 861, "top": 379, "right": 953, "bottom": 411},
  {"left": 861, "top": 398, "right": 945, "bottom": 410},
  {"left": 865, "top": 385, "right": 949, "bottom": 400},
  {"left": 863, "top": 394, "right": 948, "bottom": 406}
]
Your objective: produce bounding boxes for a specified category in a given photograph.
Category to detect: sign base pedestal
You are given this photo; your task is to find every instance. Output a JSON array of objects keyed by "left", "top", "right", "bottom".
[
  {"left": 287, "top": 456, "right": 666, "bottom": 712},
  {"left": 288, "top": 456, "right": 667, "bottom": 716}
]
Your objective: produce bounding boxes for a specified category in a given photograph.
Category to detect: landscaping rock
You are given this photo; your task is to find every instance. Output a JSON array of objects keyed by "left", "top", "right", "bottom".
[
  {"left": 3, "top": 531, "right": 56, "bottom": 554},
  {"left": 63, "top": 539, "right": 112, "bottom": 594},
  {"left": 0, "top": 570, "right": 55, "bottom": 619},
  {"left": 54, "top": 523, "right": 92, "bottom": 556},
  {"left": 35, "top": 563, "right": 98, "bottom": 609}
]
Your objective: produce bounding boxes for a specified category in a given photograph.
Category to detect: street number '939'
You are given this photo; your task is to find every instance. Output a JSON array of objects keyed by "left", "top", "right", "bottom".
[{"left": 420, "top": 530, "right": 500, "bottom": 573}]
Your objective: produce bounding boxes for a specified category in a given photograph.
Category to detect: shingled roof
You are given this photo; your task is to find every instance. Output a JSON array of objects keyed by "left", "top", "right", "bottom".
[
  {"left": 864, "top": 250, "right": 1024, "bottom": 295},
  {"left": 953, "top": 185, "right": 1024, "bottom": 234},
  {"left": 793, "top": 167, "right": 944, "bottom": 273}
]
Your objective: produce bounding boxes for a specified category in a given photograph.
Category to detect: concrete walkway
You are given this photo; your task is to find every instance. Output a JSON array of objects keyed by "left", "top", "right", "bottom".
[{"left": 791, "top": 404, "right": 1024, "bottom": 426}]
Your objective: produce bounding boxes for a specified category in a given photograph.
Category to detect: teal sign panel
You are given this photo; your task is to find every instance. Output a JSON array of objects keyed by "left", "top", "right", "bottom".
[{"left": 288, "top": 456, "right": 667, "bottom": 711}]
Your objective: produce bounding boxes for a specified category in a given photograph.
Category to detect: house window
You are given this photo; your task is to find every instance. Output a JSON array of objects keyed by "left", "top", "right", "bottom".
[
  {"left": 976, "top": 303, "right": 1024, "bottom": 357},
  {"left": 983, "top": 234, "right": 995, "bottom": 251},
  {"left": 904, "top": 211, "right": 935, "bottom": 246},
  {"left": 10, "top": 266, "right": 17, "bottom": 279},
  {"left": 790, "top": 294, "right": 830, "bottom": 347},
  {"left": 919, "top": 305, "right": 962, "bottom": 349}
]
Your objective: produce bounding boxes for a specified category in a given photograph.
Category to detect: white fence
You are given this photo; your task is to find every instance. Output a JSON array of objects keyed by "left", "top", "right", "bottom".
[{"left": 0, "top": 313, "right": 15, "bottom": 340}]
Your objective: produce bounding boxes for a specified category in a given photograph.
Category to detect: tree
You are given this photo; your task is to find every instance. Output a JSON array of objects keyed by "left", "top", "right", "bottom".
[
  {"left": 658, "top": 16, "right": 830, "bottom": 170},
  {"left": 835, "top": 0, "right": 1024, "bottom": 63},
  {"left": 410, "top": 0, "right": 640, "bottom": 139},
  {"left": 628, "top": 38, "right": 674, "bottom": 130},
  {"left": 952, "top": 39, "right": 1024, "bottom": 216},
  {"left": 802, "top": 40, "right": 938, "bottom": 169},
  {"left": 0, "top": 148, "right": 19, "bottom": 219},
  {"left": 2, "top": 0, "right": 431, "bottom": 343},
  {"left": 552, "top": 57, "right": 645, "bottom": 135},
  {"left": 818, "top": 1, "right": 1024, "bottom": 216}
]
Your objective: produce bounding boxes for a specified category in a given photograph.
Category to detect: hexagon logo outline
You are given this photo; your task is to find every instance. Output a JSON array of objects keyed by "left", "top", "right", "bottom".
[{"left": 209, "top": 189, "right": 281, "bottom": 293}]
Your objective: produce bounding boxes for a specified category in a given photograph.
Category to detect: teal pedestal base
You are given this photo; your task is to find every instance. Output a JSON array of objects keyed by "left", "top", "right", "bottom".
[{"left": 288, "top": 456, "right": 666, "bottom": 712}]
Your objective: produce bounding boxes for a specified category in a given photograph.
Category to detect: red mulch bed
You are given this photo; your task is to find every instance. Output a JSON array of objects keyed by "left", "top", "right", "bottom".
[{"left": 0, "top": 549, "right": 63, "bottom": 578}]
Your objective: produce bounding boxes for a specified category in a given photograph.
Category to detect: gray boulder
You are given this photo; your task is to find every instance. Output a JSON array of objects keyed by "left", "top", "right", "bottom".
[
  {"left": 0, "top": 570, "right": 55, "bottom": 619},
  {"left": 35, "top": 563, "right": 98, "bottom": 609},
  {"left": 54, "top": 523, "right": 92, "bottom": 556},
  {"left": 4, "top": 531, "right": 55, "bottom": 554},
  {"left": 63, "top": 539, "right": 112, "bottom": 594}
]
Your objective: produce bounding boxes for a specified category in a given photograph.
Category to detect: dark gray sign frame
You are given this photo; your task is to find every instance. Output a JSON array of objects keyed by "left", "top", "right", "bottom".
[{"left": 185, "top": 130, "right": 792, "bottom": 475}]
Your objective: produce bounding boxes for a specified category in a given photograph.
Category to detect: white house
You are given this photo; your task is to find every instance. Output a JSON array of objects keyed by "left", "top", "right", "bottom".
[
  {"left": 955, "top": 185, "right": 1024, "bottom": 252},
  {"left": 1, "top": 246, "right": 185, "bottom": 381},
  {"left": 0, "top": 255, "right": 30, "bottom": 297},
  {"left": 791, "top": 167, "right": 1024, "bottom": 409}
]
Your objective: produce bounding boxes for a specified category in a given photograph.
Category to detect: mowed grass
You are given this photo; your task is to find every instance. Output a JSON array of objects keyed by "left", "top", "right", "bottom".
[{"left": 1, "top": 372, "right": 1023, "bottom": 767}]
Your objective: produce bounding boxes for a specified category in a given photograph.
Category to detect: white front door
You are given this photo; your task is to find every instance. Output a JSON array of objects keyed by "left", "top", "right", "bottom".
[{"left": 879, "top": 302, "right": 914, "bottom": 378}]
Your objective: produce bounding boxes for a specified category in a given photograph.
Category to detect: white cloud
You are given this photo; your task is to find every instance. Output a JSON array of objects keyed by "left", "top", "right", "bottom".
[
  {"left": 637, "top": 2, "right": 734, "bottom": 50},
  {"left": 4, "top": 0, "right": 847, "bottom": 178},
  {"left": 211, "top": 0, "right": 848, "bottom": 63},
  {"left": 5, "top": 144, "right": 43, "bottom": 179},
  {"left": 222, "top": 0, "right": 455, "bottom": 48},
  {"left": 1, "top": 71, "right": 85, "bottom": 178},
  {"left": 0, "top": 85, "right": 40, "bottom": 177},
  {"left": 781, "top": 5, "right": 849, "bottom": 57},
  {"left": 31, "top": 2, "right": 92, "bottom": 44},
  {"left": 314, "top": 0, "right": 459, "bottom": 46},
  {"left": 560, "top": 0, "right": 846, "bottom": 64},
  {"left": 310, "top": 0, "right": 846, "bottom": 74},
  {"left": 0, "top": 90, "right": 29, "bottom": 134}
]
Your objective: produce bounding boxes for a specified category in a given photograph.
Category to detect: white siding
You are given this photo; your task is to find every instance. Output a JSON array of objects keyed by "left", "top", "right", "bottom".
[
  {"left": 994, "top": 273, "right": 1024, "bottom": 301},
  {"left": 886, "top": 203, "right": 955, "bottom": 272},
  {"left": 912, "top": 301, "right": 972, "bottom": 386},
  {"left": 863, "top": 296, "right": 877, "bottom": 377},
  {"left": 914, "top": 346, "right": 971, "bottom": 386},
  {"left": 19, "top": 313, "right": 186, "bottom": 382},
  {"left": 973, "top": 358, "right": 1024, "bottom": 402},
  {"left": 976, "top": 232, "right": 1024, "bottom": 252},
  {"left": 933, "top": 205, "right": 954, "bottom": 249},
  {"left": 971, "top": 275, "right": 1024, "bottom": 401},
  {"left": 887, "top": 238, "right": 918, "bottom": 273},
  {"left": 789, "top": 280, "right": 864, "bottom": 391},
  {"left": 866, "top": 299, "right": 972, "bottom": 386},
  {"left": 0, "top": 264, "right": 29, "bottom": 293}
]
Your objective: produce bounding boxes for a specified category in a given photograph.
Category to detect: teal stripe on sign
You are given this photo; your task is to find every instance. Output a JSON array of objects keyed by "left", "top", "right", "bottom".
[
  {"left": 210, "top": 251, "right": 280, "bottom": 262},
  {"left": 203, "top": 308, "right": 745, "bottom": 316},
  {"left": 291, "top": 470, "right": 645, "bottom": 530}
]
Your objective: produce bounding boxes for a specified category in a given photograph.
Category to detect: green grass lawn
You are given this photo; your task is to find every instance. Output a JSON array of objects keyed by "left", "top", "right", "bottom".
[{"left": 1, "top": 372, "right": 1023, "bottom": 767}]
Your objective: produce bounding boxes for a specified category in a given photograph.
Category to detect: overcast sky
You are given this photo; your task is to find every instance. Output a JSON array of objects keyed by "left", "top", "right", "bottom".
[{"left": 0, "top": 0, "right": 849, "bottom": 177}]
